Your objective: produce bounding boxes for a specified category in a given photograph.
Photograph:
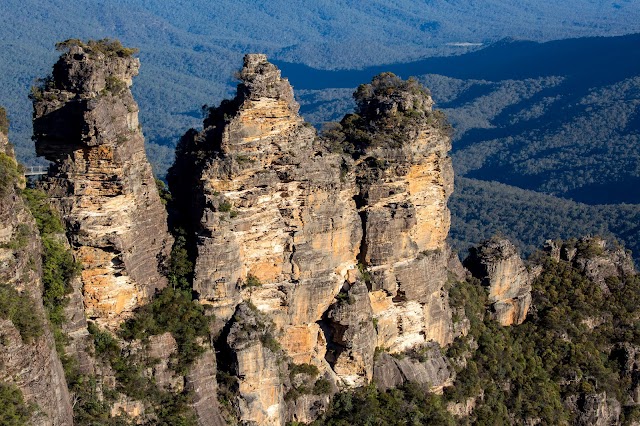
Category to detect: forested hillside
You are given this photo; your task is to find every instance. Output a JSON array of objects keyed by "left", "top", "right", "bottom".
[{"left": 1, "top": 0, "right": 639, "bottom": 169}]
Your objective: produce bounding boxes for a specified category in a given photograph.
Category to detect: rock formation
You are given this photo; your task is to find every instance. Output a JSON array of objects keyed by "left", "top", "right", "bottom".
[
  {"left": 0, "top": 118, "right": 74, "bottom": 425},
  {"left": 464, "top": 238, "right": 532, "bottom": 326},
  {"left": 373, "top": 344, "right": 453, "bottom": 393},
  {"left": 6, "top": 41, "right": 639, "bottom": 425},
  {"left": 342, "top": 72, "right": 456, "bottom": 351},
  {"left": 32, "top": 39, "right": 173, "bottom": 328},
  {"left": 169, "top": 54, "right": 362, "bottom": 386},
  {"left": 169, "top": 54, "right": 458, "bottom": 422},
  {"left": 554, "top": 237, "right": 636, "bottom": 292}
]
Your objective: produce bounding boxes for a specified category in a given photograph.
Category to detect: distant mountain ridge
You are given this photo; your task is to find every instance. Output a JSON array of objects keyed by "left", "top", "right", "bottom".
[{"left": 1, "top": 0, "right": 639, "bottom": 166}]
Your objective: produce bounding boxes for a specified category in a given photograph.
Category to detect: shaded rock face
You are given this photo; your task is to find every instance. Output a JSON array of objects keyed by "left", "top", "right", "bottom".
[
  {"left": 227, "top": 303, "right": 287, "bottom": 426},
  {"left": 373, "top": 344, "right": 453, "bottom": 393},
  {"left": 566, "top": 392, "right": 622, "bottom": 426},
  {"left": 611, "top": 343, "right": 640, "bottom": 406},
  {"left": 186, "top": 347, "right": 227, "bottom": 426},
  {"left": 32, "top": 42, "right": 173, "bottom": 328},
  {"left": 464, "top": 238, "right": 532, "bottom": 326},
  {"left": 0, "top": 128, "right": 74, "bottom": 425},
  {"left": 325, "top": 282, "right": 376, "bottom": 387}
]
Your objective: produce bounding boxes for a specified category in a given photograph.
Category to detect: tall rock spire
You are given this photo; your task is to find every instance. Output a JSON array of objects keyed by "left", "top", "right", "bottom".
[
  {"left": 170, "top": 53, "right": 363, "bottom": 425},
  {"left": 343, "top": 72, "right": 456, "bottom": 351},
  {"left": 32, "top": 39, "right": 173, "bottom": 328}
]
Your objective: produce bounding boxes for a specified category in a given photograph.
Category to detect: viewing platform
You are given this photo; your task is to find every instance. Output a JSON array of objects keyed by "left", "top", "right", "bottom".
[{"left": 24, "top": 165, "right": 47, "bottom": 176}]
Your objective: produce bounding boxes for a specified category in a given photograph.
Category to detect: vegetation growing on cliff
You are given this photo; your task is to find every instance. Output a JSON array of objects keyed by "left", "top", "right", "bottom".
[
  {"left": 55, "top": 38, "right": 138, "bottom": 58},
  {"left": 0, "top": 107, "right": 8, "bottom": 135},
  {"left": 320, "top": 73, "right": 451, "bottom": 155},
  {"left": 119, "top": 287, "right": 212, "bottom": 374},
  {"left": 314, "top": 243, "right": 640, "bottom": 425},
  {"left": 0, "top": 285, "right": 43, "bottom": 342},
  {"left": 22, "top": 189, "right": 79, "bottom": 328},
  {"left": 0, "top": 153, "right": 21, "bottom": 197},
  {"left": 310, "top": 382, "right": 454, "bottom": 425},
  {"left": 86, "top": 320, "right": 199, "bottom": 426},
  {"left": 443, "top": 248, "right": 640, "bottom": 424},
  {"left": 0, "top": 383, "right": 33, "bottom": 426}
]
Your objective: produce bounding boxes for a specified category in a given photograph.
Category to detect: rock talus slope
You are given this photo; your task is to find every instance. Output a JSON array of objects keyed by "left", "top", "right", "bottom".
[{"left": 32, "top": 41, "right": 173, "bottom": 328}]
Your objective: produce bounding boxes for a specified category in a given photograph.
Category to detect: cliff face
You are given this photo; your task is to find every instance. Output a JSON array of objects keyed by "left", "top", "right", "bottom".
[
  {"left": 32, "top": 40, "right": 173, "bottom": 328},
  {"left": 344, "top": 73, "right": 456, "bottom": 351},
  {"left": 464, "top": 238, "right": 533, "bottom": 326},
  {"left": 0, "top": 126, "right": 74, "bottom": 425},
  {"left": 170, "top": 55, "right": 458, "bottom": 422},
  {"left": 169, "top": 53, "right": 362, "bottom": 361}
]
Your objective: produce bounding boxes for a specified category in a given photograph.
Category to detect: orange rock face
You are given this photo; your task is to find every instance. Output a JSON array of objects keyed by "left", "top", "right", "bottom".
[
  {"left": 170, "top": 56, "right": 458, "bottom": 423},
  {"left": 33, "top": 42, "right": 173, "bottom": 328}
]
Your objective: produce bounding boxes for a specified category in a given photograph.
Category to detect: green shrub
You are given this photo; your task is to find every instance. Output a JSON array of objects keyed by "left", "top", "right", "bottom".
[
  {"left": 87, "top": 322, "right": 120, "bottom": 360},
  {"left": 119, "top": 287, "right": 212, "bottom": 374},
  {"left": 313, "top": 378, "right": 332, "bottom": 395},
  {"left": 290, "top": 363, "right": 319, "bottom": 380},
  {"left": 0, "top": 382, "right": 33, "bottom": 425},
  {"left": 0, "top": 153, "right": 20, "bottom": 197},
  {"left": 0, "top": 285, "right": 43, "bottom": 342},
  {"left": 21, "top": 189, "right": 79, "bottom": 326},
  {"left": 155, "top": 179, "right": 172, "bottom": 205},
  {"left": 21, "top": 189, "right": 64, "bottom": 235},
  {"left": 314, "top": 383, "right": 454, "bottom": 425},
  {"left": 260, "top": 332, "right": 282, "bottom": 353},
  {"left": 104, "top": 76, "right": 127, "bottom": 96},
  {"left": 218, "top": 200, "right": 232, "bottom": 212},
  {"left": 243, "top": 274, "right": 261, "bottom": 288},
  {"left": 168, "top": 228, "right": 194, "bottom": 291},
  {"left": 0, "top": 106, "right": 8, "bottom": 135},
  {"left": 55, "top": 38, "right": 139, "bottom": 58},
  {"left": 356, "top": 262, "right": 371, "bottom": 284},
  {"left": 41, "top": 236, "right": 79, "bottom": 325}
]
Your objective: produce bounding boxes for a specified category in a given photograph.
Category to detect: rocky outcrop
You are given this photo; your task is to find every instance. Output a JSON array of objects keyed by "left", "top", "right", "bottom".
[
  {"left": 373, "top": 344, "right": 453, "bottom": 393},
  {"left": 325, "top": 282, "right": 376, "bottom": 387},
  {"left": 227, "top": 303, "right": 287, "bottom": 426},
  {"left": 611, "top": 343, "right": 640, "bottom": 406},
  {"left": 186, "top": 347, "right": 227, "bottom": 426},
  {"left": 0, "top": 124, "right": 74, "bottom": 425},
  {"left": 32, "top": 40, "right": 173, "bottom": 328},
  {"left": 464, "top": 238, "right": 533, "bottom": 326},
  {"left": 169, "top": 54, "right": 361, "bottom": 374},
  {"left": 566, "top": 392, "right": 622, "bottom": 426},
  {"left": 147, "top": 332, "right": 183, "bottom": 392},
  {"left": 551, "top": 237, "right": 636, "bottom": 292}
]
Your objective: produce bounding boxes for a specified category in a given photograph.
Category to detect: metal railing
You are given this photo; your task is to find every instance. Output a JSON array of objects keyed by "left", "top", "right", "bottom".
[{"left": 23, "top": 165, "right": 47, "bottom": 176}]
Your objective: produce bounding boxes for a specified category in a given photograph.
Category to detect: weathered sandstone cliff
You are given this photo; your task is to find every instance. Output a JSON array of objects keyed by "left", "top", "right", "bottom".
[
  {"left": 170, "top": 54, "right": 458, "bottom": 422},
  {"left": 32, "top": 40, "right": 173, "bottom": 328},
  {"left": 464, "top": 238, "right": 533, "bottom": 326},
  {"left": 0, "top": 123, "right": 74, "bottom": 425},
  {"left": 343, "top": 72, "right": 456, "bottom": 351}
]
